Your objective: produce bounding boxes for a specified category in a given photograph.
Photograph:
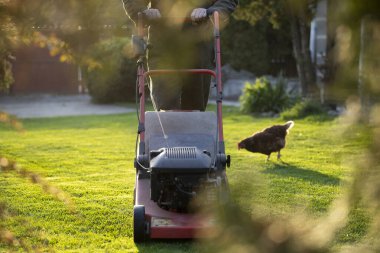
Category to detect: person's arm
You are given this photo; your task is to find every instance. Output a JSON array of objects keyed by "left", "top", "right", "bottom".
[{"left": 121, "top": 0, "right": 149, "bottom": 24}]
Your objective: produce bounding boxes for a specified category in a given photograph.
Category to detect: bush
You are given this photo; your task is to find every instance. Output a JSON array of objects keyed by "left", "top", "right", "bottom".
[
  {"left": 280, "top": 99, "right": 327, "bottom": 120},
  {"left": 86, "top": 37, "right": 136, "bottom": 103},
  {"left": 239, "top": 77, "right": 290, "bottom": 113}
]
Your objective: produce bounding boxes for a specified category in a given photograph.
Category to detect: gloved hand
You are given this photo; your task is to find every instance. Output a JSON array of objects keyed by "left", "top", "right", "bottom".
[
  {"left": 191, "top": 8, "right": 207, "bottom": 22},
  {"left": 142, "top": 8, "right": 161, "bottom": 20}
]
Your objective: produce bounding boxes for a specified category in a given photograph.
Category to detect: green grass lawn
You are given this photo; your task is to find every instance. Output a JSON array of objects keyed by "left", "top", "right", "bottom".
[{"left": 0, "top": 107, "right": 370, "bottom": 252}]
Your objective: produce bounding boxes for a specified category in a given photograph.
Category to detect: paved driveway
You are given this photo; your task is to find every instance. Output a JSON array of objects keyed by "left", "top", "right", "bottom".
[{"left": 0, "top": 94, "right": 134, "bottom": 119}]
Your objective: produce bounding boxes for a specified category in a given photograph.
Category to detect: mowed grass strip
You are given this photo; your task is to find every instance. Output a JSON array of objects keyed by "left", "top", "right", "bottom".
[{"left": 0, "top": 109, "right": 370, "bottom": 252}]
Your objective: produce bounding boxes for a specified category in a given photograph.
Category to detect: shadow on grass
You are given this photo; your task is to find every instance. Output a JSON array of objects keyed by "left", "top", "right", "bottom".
[
  {"left": 136, "top": 239, "right": 196, "bottom": 253},
  {"left": 262, "top": 162, "right": 340, "bottom": 186}
]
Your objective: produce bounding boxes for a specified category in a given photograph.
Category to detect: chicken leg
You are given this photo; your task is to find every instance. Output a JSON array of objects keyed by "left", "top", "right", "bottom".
[{"left": 277, "top": 151, "right": 281, "bottom": 160}]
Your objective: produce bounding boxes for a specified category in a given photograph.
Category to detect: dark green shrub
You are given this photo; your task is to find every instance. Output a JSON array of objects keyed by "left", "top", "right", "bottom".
[
  {"left": 222, "top": 18, "right": 295, "bottom": 76},
  {"left": 280, "top": 99, "right": 327, "bottom": 120},
  {"left": 86, "top": 37, "right": 136, "bottom": 103},
  {"left": 239, "top": 77, "right": 290, "bottom": 113},
  {"left": 222, "top": 20, "right": 269, "bottom": 75}
]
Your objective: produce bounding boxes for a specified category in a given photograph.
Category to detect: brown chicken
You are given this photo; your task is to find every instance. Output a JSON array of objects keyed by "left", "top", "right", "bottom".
[{"left": 238, "top": 121, "right": 294, "bottom": 161}]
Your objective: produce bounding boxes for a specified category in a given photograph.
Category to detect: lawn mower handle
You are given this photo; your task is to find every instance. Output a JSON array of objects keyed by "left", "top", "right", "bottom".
[
  {"left": 136, "top": 11, "right": 224, "bottom": 152},
  {"left": 137, "top": 9, "right": 215, "bottom": 26}
]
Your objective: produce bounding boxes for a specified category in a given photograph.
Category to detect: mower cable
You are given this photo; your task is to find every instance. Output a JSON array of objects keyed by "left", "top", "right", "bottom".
[
  {"left": 175, "top": 184, "right": 196, "bottom": 197},
  {"left": 134, "top": 76, "right": 140, "bottom": 159},
  {"left": 149, "top": 81, "right": 170, "bottom": 149}
]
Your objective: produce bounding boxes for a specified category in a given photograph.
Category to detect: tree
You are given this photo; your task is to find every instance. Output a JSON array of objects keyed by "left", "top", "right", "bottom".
[
  {"left": 222, "top": 17, "right": 295, "bottom": 76},
  {"left": 0, "top": 0, "right": 134, "bottom": 99},
  {"left": 0, "top": 0, "right": 22, "bottom": 91},
  {"left": 234, "top": 0, "right": 317, "bottom": 96}
]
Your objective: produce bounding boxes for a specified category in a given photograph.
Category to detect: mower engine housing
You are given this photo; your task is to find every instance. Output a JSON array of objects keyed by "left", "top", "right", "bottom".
[{"left": 149, "top": 147, "right": 219, "bottom": 212}]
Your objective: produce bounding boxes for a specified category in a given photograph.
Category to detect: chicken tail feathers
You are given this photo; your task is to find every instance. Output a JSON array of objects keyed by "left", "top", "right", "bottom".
[{"left": 285, "top": 121, "right": 295, "bottom": 131}]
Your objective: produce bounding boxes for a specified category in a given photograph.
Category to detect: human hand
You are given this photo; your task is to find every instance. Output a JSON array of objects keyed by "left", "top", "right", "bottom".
[
  {"left": 191, "top": 8, "right": 207, "bottom": 22},
  {"left": 142, "top": 8, "right": 161, "bottom": 20}
]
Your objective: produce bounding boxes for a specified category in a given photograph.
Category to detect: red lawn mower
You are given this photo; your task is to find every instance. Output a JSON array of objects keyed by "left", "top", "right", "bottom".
[{"left": 133, "top": 11, "right": 230, "bottom": 242}]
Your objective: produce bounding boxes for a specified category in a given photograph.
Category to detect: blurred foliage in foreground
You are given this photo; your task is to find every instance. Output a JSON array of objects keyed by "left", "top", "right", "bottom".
[
  {"left": 0, "top": 114, "right": 74, "bottom": 251},
  {"left": 0, "top": 156, "right": 75, "bottom": 251},
  {"left": 200, "top": 100, "right": 379, "bottom": 253},
  {"left": 201, "top": 1, "right": 380, "bottom": 252},
  {"left": 1, "top": 0, "right": 380, "bottom": 252}
]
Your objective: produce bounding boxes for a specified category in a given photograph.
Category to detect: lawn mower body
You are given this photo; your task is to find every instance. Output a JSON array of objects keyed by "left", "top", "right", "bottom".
[{"left": 133, "top": 12, "right": 230, "bottom": 242}]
